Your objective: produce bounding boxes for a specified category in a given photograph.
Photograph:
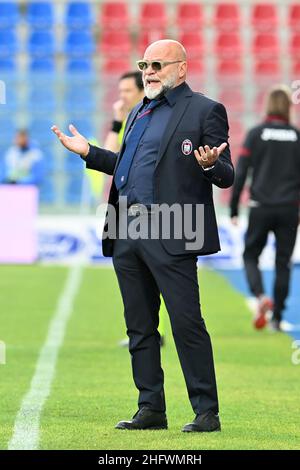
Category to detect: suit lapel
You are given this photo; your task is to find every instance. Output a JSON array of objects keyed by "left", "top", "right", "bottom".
[{"left": 155, "top": 86, "right": 193, "bottom": 169}]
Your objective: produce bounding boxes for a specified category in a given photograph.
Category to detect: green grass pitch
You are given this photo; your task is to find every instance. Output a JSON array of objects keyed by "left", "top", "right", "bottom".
[{"left": 0, "top": 265, "right": 299, "bottom": 450}]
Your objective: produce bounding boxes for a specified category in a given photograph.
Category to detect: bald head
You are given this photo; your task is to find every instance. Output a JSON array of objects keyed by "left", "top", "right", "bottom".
[
  {"left": 144, "top": 40, "right": 187, "bottom": 62},
  {"left": 142, "top": 39, "right": 187, "bottom": 99}
]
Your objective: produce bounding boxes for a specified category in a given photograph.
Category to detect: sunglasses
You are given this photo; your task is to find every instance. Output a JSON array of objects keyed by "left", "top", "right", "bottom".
[{"left": 136, "top": 60, "right": 183, "bottom": 71}]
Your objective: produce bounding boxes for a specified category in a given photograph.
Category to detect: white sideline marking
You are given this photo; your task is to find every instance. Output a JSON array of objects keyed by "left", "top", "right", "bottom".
[{"left": 8, "top": 264, "right": 82, "bottom": 450}]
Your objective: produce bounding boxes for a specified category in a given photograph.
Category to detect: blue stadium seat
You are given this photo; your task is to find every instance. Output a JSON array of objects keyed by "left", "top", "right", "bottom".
[
  {"left": 0, "top": 152, "right": 5, "bottom": 182},
  {"left": 27, "top": 1, "right": 54, "bottom": 30},
  {"left": 41, "top": 147, "right": 57, "bottom": 172},
  {"left": 65, "top": 87, "right": 95, "bottom": 114},
  {"left": 64, "top": 31, "right": 95, "bottom": 57},
  {"left": 28, "top": 31, "right": 55, "bottom": 57},
  {"left": 66, "top": 58, "right": 93, "bottom": 73},
  {"left": 65, "top": 118, "right": 94, "bottom": 139},
  {"left": 0, "top": 144, "right": 10, "bottom": 181},
  {"left": 29, "top": 58, "right": 55, "bottom": 74},
  {"left": 39, "top": 176, "right": 56, "bottom": 204},
  {"left": 2, "top": 85, "right": 18, "bottom": 111},
  {"left": 66, "top": 59, "right": 95, "bottom": 85},
  {"left": 0, "top": 117, "right": 16, "bottom": 147},
  {"left": 65, "top": 171, "right": 84, "bottom": 204},
  {"left": 0, "top": 63, "right": 17, "bottom": 85},
  {"left": 63, "top": 151, "right": 85, "bottom": 170},
  {"left": 0, "top": 2, "right": 19, "bottom": 30},
  {"left": 65, "top": 2, "right": 93, "bottom": 30},
  {"left": 29, "top": 87, "right": 56, "bottom": 113},
  {"left": 0, "top": 58, "right": 16, "bottom": 72},
  {"left": 30, "top": 118, "right": 55, "bottom": 145},
  {"left": 0, "top": 115, "right": 16, "bottom": 179},
  {"left": 0, "top": 31, "right": 18, "bottom": 58}
]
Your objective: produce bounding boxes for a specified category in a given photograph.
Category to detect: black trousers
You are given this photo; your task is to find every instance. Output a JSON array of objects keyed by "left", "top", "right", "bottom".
[
  {"left": 112, "top": 214, "right": 219, "bottom": 416},
  {"left": 243, "top": 205, "right": 299, "bottom": 321}
]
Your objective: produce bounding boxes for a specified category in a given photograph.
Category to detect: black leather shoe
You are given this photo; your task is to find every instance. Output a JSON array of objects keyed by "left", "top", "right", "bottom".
[
  {"left": 115, "top": 407, "right": 168, "bottom": 430},
  {"left": 182, "top": 411, "right": 221, "bottom": 432}
]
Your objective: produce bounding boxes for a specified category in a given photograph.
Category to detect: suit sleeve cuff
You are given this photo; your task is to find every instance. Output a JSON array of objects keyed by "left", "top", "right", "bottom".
[
  {"left": 201, "top": 164, "right": 215, "bottom": 171},
  {"left": 80, "top": 144, "right": 97, "bottom": 166},
  {"left": 199, "top": 158, "right": 220, "bottom": 177}
]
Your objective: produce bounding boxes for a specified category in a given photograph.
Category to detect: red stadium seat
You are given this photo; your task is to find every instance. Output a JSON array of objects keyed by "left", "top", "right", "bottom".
[
  {"left": 229, "top": 119, "right": 244, "bottom": 140},
  {"left": 289, "top": 33, "right": 300, "bottom": 59},
  {"left": 295, "top": 113, "right": 300, "bottom": 129},
  {"left": 291, "top": 59, "right": 300, "bottom": 77},
  {"left": 139, "top": 2, "right": 167, "bottom": 31},
  {"left": 100, "top": 2, "right": 129, "bottom": 30},
  {"left": 100, "top": 31, "right": 132, "bottom": 58},
  {"left": 218, "top": 89, "right": 245, "bottom": 114},
  {"left": 137, "top": 30, "right": 166, "bottom": 56},
  {"left": 187, "top": 59, "right": 204, "bottom": 76},
  {"left": 103, "top": 85, "right": 120, "bottom": 104},
  {"left": 252, "top": 33, "right": 279, "bottom": 59},
  {"left": 229, "top": 144, "right": 242, "bottom": 165},
  {"left": 102, "top": 58, "right": 131, "bottom": 75},
  {"left": 289, "top": 4, "right": 300, "bottom": 31},
  {"left": 254, "top": 60, "right": 281, "bottom": 82},
  {"left": 251, "top": 4, "right": 278, "bottom": 31},
  {"left": 253, "top": 89, "right": 268, "bottom": 115},
  {"left": 176, "top": 3, "right": 204, "bottom": 31},
  {"left": 213, "top": 3, "right": 241, "bottom": 31},
  {"left": 216, "top": 59, "right": 243, "bottom": 81},
  {"left": 215, "top": 32, "right": 242, "bottom": 59},
  {"left": 179, "top": 32, "right": 204, "bottom": 60}
]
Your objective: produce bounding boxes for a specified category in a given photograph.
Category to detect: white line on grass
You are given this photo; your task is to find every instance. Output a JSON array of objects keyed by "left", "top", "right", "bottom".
[{"left": 8, "top": 264, "right": 83, "bottom": 450}]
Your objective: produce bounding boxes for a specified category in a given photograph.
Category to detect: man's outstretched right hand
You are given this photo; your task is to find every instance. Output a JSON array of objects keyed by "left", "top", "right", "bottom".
[{"left": 51, "top": 124, "right": 90, "bottom": 158}]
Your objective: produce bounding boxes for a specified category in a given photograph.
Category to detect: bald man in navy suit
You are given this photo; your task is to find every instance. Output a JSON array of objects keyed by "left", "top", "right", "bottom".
[{"left": 52, "top": 39, "right": 234, "bottom": 433}]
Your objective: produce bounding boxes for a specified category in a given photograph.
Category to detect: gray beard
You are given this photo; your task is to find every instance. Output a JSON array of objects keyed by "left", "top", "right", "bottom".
[{"left": 144, "top": 83, "right": 173, "bottom": 100}]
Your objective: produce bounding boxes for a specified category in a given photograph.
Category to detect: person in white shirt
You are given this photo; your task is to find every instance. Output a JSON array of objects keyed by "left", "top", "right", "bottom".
[{"left": 3, "top": 129, "right": 44, "bottom": 185}]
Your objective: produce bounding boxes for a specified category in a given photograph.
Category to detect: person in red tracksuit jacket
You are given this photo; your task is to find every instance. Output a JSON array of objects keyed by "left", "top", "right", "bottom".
[{"left": 230, "top": 85, "right": 300, "bottom": 331}]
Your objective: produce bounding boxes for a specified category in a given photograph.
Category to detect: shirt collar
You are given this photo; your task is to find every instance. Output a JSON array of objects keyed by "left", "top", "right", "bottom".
[
  {"left": 265, "top": 114, "right": 289, "bottom": 124},
  {"left": 143, "top": 81, "right": 187, "bottom": 107}
]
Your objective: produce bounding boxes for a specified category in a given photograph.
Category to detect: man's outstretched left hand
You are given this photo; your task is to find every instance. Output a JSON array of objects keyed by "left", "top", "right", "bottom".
[{"left": 194, "top": 142, "right": 227, "bottom": 168}]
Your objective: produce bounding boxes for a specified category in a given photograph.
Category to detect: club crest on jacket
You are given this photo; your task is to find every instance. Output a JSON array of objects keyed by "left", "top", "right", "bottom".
[{"left": 181, "top": 139, "right": 193, "bottom": 155}]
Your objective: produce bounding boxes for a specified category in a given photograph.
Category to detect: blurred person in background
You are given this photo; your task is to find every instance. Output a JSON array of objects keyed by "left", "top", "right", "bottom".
[
  {"left": 2, "top": 129, "right": 44, "bottom": 186},
  {"left": 104, "top": 71, "right": 144, "bottom": 152},
  {"left": 104, "top": 70, "right": 167, "bottom": 348},
  {"left": 230, "top": 85, "right": 300, "bottom": 332}
]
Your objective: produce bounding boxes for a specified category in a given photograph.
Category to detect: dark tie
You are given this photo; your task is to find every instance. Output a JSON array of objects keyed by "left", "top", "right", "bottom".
[{"left": 114, "top": 99, "right": 163, "bottom": 191}]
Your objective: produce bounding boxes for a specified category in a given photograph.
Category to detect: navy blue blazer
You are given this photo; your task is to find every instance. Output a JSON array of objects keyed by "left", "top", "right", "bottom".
[{"left": 83, "top": 82, "right": 234, "bottom": 257}]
